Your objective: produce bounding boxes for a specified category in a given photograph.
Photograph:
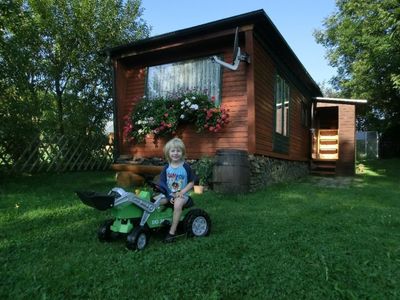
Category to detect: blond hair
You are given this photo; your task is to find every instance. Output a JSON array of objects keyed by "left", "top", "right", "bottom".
[{"left": 163, "top": 138, "right": 186, "bottom": 162}]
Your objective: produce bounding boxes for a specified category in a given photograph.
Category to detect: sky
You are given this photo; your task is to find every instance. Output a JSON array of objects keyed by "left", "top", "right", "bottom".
[{"left": 140, "top": 0, "right": 338, "bottom": 85}]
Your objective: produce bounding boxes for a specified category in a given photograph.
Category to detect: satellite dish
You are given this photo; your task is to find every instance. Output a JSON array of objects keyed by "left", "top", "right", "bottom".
[{"left": 212, "top": 27, "right": 250, "bottom": 71}]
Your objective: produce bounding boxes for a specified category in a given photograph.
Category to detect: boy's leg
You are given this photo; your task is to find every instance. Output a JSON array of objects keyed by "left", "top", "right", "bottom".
[{"left": 169, "top": 196, "right": 187, "bottom": 235}]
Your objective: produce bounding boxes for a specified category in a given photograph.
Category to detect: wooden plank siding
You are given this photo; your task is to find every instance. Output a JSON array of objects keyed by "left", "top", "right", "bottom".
[
  {"left": 113, "top": 27, "right": 317, "bottom": 163},
  {"left": 337, "top": 104, "right": 356, "bottom": 175},
  {"left": 253, "top": 37, "right": 310, "bottom": 161},
  {"left": 116, "top": 45, "right": 250, "bottom": 160}
]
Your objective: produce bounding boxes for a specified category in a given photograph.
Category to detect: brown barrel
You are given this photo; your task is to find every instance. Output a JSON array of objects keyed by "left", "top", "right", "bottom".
[{"left": 213, "top": 149, "right": 249, "bottom": 194}]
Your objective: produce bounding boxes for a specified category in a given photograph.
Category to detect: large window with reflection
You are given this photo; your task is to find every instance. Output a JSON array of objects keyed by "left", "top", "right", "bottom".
[{"left": 146, "top": 57, "right": 222, "bottom": 104}]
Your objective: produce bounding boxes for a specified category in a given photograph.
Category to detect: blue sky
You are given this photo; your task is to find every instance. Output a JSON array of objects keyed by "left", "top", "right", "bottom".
[{"left": 140, "top": 0, "right": 337, "bottom": 85}]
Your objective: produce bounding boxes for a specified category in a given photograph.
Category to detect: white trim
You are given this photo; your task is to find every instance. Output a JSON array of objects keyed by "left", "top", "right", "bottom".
[{"left": 313, "top": 97, "right": 367, "bottom": 104}]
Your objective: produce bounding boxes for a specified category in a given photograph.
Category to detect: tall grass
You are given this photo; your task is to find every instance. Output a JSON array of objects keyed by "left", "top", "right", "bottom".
[{"left": 1, "top": 160, "right": 399, "bottom": 299}]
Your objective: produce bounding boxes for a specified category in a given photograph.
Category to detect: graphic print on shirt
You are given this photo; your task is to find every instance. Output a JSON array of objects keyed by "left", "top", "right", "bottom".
[{"left": 167, "top": 172, "right": 185, "bottom": 193}]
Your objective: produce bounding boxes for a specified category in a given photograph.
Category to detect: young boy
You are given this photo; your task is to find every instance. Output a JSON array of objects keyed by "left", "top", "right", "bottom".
[{"left": 158, "top": 138, "right": 195, "bottom": 242}]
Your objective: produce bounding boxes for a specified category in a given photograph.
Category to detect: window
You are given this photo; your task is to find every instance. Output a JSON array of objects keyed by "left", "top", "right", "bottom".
[
  {"left": 274, "top": 75, "right": 290, "bottom": 136},
  {"left": 273, "top": 74, "right": 290, "bottom": 154},
  {"left": 146, "top": 57, "right": 222, "bottom": 104}
]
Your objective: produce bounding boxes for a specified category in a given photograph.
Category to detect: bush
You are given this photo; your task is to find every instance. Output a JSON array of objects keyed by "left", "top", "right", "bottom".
[{"left": 192, "top": 156, "right": 214, "bottom": 186}]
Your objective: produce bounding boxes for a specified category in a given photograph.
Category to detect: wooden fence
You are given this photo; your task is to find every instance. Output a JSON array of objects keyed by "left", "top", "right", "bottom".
[{"left": 0, "top": 134, "right": 114, "bottom": 174}]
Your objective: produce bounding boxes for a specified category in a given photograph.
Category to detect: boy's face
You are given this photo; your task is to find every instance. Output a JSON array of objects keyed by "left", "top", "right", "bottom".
[{"left": 169, "top": 147, "right": 183, "bottom": 163}]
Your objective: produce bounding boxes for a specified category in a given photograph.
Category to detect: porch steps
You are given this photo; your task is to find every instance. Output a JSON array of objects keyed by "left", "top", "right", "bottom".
[
  {"left": 310, "top": 160, "right": 337, "bottom": 176},
  {"left": 318, "top": 129, "right": 339, "bottom": 160}
]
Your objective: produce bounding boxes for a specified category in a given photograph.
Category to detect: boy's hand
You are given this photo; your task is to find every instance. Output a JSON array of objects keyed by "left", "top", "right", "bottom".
[{"left": 175, "top": 191, "right": 184, "bottom": 198}]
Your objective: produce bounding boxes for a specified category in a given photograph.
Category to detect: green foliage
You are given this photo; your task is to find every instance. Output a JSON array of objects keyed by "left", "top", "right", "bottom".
[
  {"left": 0, "top": 0, "right": 150, "bottom": 159},
  {"left": 1, "top": 159, "right": 400, "bottom": 298},
  {"left": 125, "top": 91, "right": 229, "bottom": 143},
  {"left": 192, "top": 156, "right": 214, "bottom": 185},
  {"left": 315, "top": 0, "right": 400, "bottom": 133}
]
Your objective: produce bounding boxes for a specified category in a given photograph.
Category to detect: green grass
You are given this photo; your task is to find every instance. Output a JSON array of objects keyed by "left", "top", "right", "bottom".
[{"left": 1, "top": 160, "right": 400, "bottom": 299}]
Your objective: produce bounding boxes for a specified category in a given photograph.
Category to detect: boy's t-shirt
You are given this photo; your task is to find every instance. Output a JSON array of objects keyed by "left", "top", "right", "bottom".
[
  {"left": 159, "top": 162, "right": 195, "bottom": 199},
  {"left": 166, "top": 164, "right": 188, "bottom": 195}
]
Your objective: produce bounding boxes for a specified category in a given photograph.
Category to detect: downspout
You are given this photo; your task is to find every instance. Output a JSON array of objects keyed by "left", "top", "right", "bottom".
[{"left": 107, "top": 52, "right": 120, "bottom": 162}]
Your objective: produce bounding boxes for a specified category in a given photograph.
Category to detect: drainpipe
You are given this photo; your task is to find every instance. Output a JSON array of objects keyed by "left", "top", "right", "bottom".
[{"left": 107, "top": 52, "right": 120, "bottom": 162}]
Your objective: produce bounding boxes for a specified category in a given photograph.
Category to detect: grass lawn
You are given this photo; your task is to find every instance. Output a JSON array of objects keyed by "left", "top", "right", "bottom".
[{"left": 1, "top": 159, "right": 399, "bottom": 299}]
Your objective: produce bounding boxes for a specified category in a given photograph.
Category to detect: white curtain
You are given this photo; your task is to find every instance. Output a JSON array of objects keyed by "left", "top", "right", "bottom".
[{"left": 146, "top": 57, "right": 221, "bottom": 103}]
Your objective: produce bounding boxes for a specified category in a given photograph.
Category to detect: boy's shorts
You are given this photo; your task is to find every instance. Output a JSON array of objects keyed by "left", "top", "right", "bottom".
[{"left": 154, "top": 194, "right": 193, "bottom": 208}]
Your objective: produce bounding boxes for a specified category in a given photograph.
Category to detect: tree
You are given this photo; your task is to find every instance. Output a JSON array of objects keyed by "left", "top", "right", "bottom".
[
  {"left": 314, "top": 0, "right": 400, "bottom": 133},
  {"left": 0, "top": 0, "right": 150, "bottom": 161}
]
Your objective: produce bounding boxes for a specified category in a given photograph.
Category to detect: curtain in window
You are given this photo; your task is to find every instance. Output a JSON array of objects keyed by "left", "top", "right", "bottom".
[{"left": 146, "top": 58, "right": 221, "bottom": 103}]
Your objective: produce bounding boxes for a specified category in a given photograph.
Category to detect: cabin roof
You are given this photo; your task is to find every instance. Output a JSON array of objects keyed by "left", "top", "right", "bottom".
[{"left": 106, "top": 9, "right": 322, "bottom": 97}]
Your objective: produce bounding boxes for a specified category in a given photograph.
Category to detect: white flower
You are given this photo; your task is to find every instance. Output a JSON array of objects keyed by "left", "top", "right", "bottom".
[
  {"left": 190, "top": 104, "right": 199, "bottom": 110},
  {"left": 180, "top": 114, "right": 185, "bottom": 119},
  {"left": 191, "top": 96, "right": 196, "bottom": 100}
]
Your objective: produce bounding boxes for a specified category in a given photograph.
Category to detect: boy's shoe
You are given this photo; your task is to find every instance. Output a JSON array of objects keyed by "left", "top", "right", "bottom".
[{"left": 163, "top": 233, "right": 176, "bottom": 243}]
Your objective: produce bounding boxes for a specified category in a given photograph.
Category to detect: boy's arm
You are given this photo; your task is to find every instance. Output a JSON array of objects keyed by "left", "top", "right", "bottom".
[{"left": 174, "top": 181, "right": 194, "bottom": 199}]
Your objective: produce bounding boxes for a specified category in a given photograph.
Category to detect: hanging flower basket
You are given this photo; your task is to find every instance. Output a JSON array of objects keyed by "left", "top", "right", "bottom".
[{"left": 123, "top": 90, "right": 230, "bottom": 143}]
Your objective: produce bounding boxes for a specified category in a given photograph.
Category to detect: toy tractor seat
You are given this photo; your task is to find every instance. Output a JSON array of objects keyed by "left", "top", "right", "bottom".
[{"left": 76, "top": 191, "right": 115, "bottom": 211}]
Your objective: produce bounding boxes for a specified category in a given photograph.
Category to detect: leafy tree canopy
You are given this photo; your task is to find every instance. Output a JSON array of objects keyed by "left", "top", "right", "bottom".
[
  {"left": 315, "top": 0, "right": 400, "bottom": 132},
  {"left": 0, "top": 0, "right": 149, "bottom": 159}
]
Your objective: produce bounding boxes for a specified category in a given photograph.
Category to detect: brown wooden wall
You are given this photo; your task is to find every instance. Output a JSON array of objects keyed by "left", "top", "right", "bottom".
[
  {"left": 338, "top": 104, "right": 356, "bottom": 175},
  {"left": 114, "top": 30, "right": 312, "bottom": 162},
  {"left": 253, "top": 37, "right": 310, "bottom": 161},
  {"left": 115, "top": 46, "right": 250, "bottom": 160}
]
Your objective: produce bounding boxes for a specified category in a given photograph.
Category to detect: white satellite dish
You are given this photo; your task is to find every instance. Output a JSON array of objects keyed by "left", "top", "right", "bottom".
[{"left": 212, "top": 27, "right": 250, "bottom": 71}]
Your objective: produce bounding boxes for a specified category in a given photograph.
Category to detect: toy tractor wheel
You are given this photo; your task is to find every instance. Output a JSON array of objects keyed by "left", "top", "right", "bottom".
[
  {"left": 98, "top": 219, "right": 115, "bottom": 242},
  {"left": 126, "top": 227, "right": 149, "bottom": 251},
  {"left": 184, "top": 209, "right": 211, "bottom": 237}
]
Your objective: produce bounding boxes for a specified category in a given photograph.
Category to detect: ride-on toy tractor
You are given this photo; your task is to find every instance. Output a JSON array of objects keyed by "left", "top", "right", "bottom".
[{"left": 76, "top": 182, "right": 211, "bottom": 250}]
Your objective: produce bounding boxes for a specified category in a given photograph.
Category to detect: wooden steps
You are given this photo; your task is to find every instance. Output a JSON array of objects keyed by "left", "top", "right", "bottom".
[
  {"left": 317, "top": 129, "right": 339, "bottom": 160},
  {"left": 311, "top": 160, "right": 337, "bottom": 175}
]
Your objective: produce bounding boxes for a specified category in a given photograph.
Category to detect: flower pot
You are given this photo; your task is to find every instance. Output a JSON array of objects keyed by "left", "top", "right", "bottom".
[{"left": 193, "top": 185, "right": 204, "bottom": 194}]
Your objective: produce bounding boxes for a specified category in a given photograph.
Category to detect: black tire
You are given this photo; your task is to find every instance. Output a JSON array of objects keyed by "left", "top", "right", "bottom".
[
  {"left": 126, "top": 227, "right": 149, "bottom": 250},
  {"left": 184, "top": 209, "right": 211, "bottom": 237},
  {"left": 98, "top": 219, "right": 115, "bottom": 242}
]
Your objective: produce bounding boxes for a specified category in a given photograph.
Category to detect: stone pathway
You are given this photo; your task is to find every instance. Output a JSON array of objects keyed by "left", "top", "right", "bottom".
[{"left": 307, "top": 176, "right": 364, "bottom": 188}]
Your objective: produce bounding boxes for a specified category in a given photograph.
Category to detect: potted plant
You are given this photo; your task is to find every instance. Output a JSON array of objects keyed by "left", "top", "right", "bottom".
[{"left": 192, "top": 156, "right": 214, "bottom": 194}]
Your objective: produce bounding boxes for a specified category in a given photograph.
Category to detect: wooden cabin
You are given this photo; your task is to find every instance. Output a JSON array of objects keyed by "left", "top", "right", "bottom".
[{"left": 106, "top": 10, "right": 363, "bottom": 189}]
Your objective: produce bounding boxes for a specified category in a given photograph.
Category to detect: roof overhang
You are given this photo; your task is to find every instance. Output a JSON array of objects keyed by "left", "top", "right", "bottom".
[{"left": 313, "top": 97, "right": 368, "bottom": 105}]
